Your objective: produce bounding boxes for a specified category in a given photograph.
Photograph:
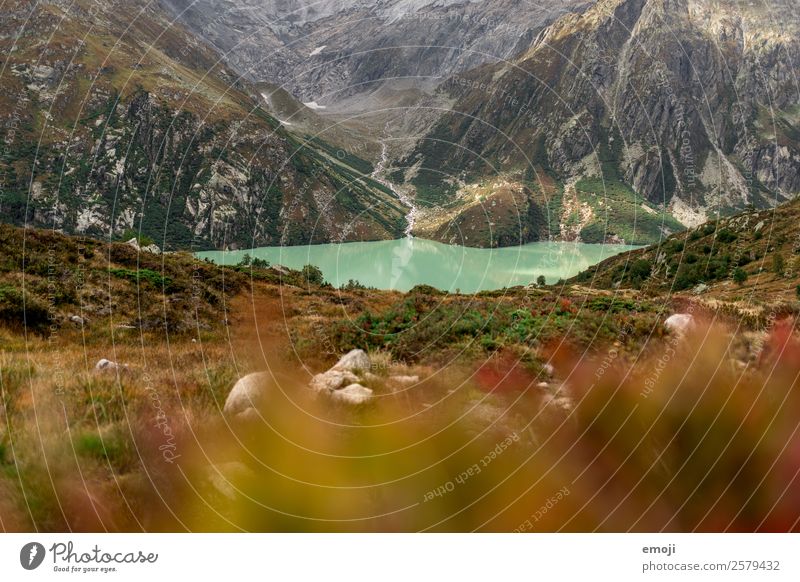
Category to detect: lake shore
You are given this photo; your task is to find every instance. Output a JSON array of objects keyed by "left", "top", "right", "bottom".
[{"left": 196, "top": 238, "right": 642, "bottom": 293}]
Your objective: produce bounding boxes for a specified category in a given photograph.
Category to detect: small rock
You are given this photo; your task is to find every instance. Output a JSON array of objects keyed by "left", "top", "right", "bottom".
[
  {"left": 310, "top": 369, "right": 360, "bottom": 393},
  {"left": 223, "top": 372, "right": 270, "bottom": 416},
  {"left": 69, "top": 314, "right": 85, "bottom": 325},
  {"left": 331, "top": 349, "right": 371, "bottom": 373},
  {"left": 665, "top": 313, "right": 695, "bottom": 336},
  {"left": 543, "top": 363, "right": 555, "bottom": 376},
  {"left": 331, "top": 384, "right": 373, "bottom": 405},
  {"left": 94, "top": 358, "right": 126, "bottom": 372},
  {"left": 692, "top": 283, "right": 708, "bottom": 295}
]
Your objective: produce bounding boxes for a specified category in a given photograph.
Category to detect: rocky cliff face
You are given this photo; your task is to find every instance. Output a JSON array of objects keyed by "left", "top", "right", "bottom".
[
  {"left": 160, "top": 0, "right": 589, "bottom": 104},
  {"left": 3, "top": 0, "right": 797, "bottom": 251},
  {"left": 402, "top": 0, "right": 800, "bottom": 241},
  {"left": 0, "top": 0, "right": 405, "bottom": 249}
]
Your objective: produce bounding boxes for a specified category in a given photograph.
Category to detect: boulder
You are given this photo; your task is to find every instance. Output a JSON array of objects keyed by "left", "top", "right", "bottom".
[
  {"left": 223, "top": 372, "right": 270, "bottom": 416},
  {"left": 331, "top": 384, "right": 373, "bottom": 405},
  {"left": 69, "top": 314, "right": 85, "bottom": 325},
  {"left": 234, "top": 407, "right": 263, "bottom": 426},
  {"left": 126, "top": 237, "right": 161, "bottom": 254},
  {"left": 331, "top": 349, "right": 371, "bottom": 373},
  {"left": 665, "top": 313, "right": 695, "bottom": 336},
  {"left": 94, "top": 358, "right": 126, "bottom": 372},
  {"left": 310, "top": 369, "right": 360, "bottom": 393}
]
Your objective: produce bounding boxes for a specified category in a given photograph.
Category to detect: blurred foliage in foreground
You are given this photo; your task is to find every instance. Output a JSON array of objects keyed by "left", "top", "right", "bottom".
[{"left": 2, "top": 319, "right": 800, "bottom": 532}]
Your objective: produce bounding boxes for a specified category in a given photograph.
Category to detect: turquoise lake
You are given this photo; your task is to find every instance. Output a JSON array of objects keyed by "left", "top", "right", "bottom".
[{"left": 196, "top": 238, "right": 640, "bottom": 293}]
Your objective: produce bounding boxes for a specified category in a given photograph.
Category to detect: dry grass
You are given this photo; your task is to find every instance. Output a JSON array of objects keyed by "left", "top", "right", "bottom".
[{"left": 2, "top": 280, "right": 800, "bottom": 532}]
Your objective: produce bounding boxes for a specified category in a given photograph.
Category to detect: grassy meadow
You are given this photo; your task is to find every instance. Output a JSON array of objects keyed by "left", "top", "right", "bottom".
[{"left": 1, "top": 225, "right": 800, "bottom": 531}]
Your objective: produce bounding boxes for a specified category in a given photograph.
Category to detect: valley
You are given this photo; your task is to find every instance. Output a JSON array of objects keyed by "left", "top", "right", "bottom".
[
  {"left": 1, "top": 0, "right": 800, "bottom": 535},
  {"left": 2, "top": 0, "right": 797, "bottom": 251}
]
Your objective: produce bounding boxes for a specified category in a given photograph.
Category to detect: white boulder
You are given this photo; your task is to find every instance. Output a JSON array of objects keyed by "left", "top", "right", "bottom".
[
  {"left": 331, "top": 384, "right": 373, "bottom": 405},
  {"left": 223, "top": 372, "right": 270, "bottom": 416},
  {"left": 126, "top": 237, "right": 161, "bottom": 254},
  {"left": 310, "top": 369, "right": 360, "bottom": 393},
  {"left": 331, "top": 349, "right": 371, "bottom": 373},
  {"left": 95, "top": 358, "right": 126, "bottom": 372},
  {"left": 665, "top": 313, "right": 695, "bottom": 336}
]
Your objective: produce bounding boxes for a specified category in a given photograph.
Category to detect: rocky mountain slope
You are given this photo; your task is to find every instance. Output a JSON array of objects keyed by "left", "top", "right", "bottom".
[
  {"left": 400, "top": 0, "right": 800, "bottom": 244},
  {"left": 0, "top": 0, "right": 406, "bottom": 250},
  {"left": 573, "top": 195, "right": 800, "bottom": 306},
  {"left": 159, "top": 0, "right": 589, "bottom": 105}
]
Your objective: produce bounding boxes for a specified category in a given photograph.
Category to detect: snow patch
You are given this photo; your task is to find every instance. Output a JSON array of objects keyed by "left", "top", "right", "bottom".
[
  {"left": 308, "top": 45, "right": 326, "bottom": 57},
  {"left": 303, "top": 101, "right": 326, "bottom": 110}
]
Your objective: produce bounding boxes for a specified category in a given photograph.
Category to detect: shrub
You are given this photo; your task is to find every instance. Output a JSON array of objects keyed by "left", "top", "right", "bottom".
[
  {"left": 536, "top": 275, "right": 546, "bottom": 286},
  {"left": 301, "top": 264, "right": 325, "bottom": 286},
  {"left": 773, "top": 253, "right": 785, "bottom": 275},
  {"left": 733, "top": 268, "right": 747, "bottom": 285},
  {"left": 674, "top": 265, "right": 701, "bottom": 290},
  {"left": 108, "top": 268, "right": 174, "bottom": 291},
  {"left": 0, "top": 284, "right": 50, "bottom": 330},
  {"left": 341, "top": 279, "right": 368, "bottom": 291},
  {"left": 625, "top": 259, "right": 652, "bottom": 287}
]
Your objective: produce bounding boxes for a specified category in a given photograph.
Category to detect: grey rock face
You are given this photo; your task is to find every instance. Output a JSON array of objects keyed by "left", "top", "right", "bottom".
[
  {"left": 0, "top": 1, "right": 404, "bottom": 250},
  {"left": 405, "top": 0, "right": 800, "bottom": 227},
  {"left": 160, "top": 0, "right": 588, "bottom": 104}
]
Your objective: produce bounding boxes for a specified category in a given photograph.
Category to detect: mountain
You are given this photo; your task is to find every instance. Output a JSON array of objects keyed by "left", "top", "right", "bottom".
[
  {"left": 159, "top": 0, "right": 589, "bottom": 105},
  {"left": 572, "top": 195, "right": 800, "bottom": 303},
  {"left": 0, "top": 0, "right": 406, "bottom": 250},
  {"left": 399, "top": 0, "right": 800, "bottom": 245},
  {"left": 2, "top": 0, "right": 798, "bottom": 251}
]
